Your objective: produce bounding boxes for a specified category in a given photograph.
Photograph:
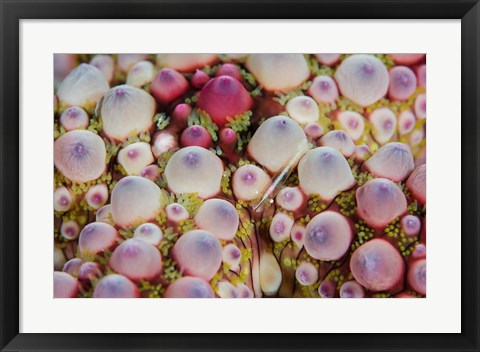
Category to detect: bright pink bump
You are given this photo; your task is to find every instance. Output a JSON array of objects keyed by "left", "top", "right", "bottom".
[
  {"left": 197, "top": 75, "right": 253, "bottom": 127},
  {"left": 150, "top": 68, "right": 189, "bottom": 105}
]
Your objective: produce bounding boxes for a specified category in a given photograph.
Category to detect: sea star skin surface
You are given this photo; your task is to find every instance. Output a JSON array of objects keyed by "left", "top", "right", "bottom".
[{"left": 53, "top": 53, "right": 427, "bottom": 298}]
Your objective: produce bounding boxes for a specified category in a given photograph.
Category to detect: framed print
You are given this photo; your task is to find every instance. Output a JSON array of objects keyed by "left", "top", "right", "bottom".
[{"left": 1, "top": 0, "right": 479, "bottom": 351}]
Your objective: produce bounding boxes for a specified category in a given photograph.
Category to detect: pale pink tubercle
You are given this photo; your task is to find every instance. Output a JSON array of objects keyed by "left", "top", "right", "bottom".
[
  {"left": 170, "top": 104, "right": 192, "bottom": 133},
  {"left": 165, "top": 203, "right": 190, "bottom": 223},
  {"left": 54, "top": 130, "right": 107, "bottom": 184},
  {"left": 247, "top": 116, "right": 307, "bottom": 173},
  {"left": 59, "top": 106, "right": 89, "bottom": 131},
  {"left": 314, "top": 54, "right": 341, "bottom": 66},
  {"left": 217, "top": 281, "right": 240, "bottom": 298},
  {"left": 275, "top": 186, "right": 306, "bottom": 212},
  {"left": 110, "top": 176, "right": 164, "bottom": 228},
  {"left": 109, "top": 238, "right": 162, "bottom": 281},
  {"left": 90, "top": 54, "right": 115, "bottom": 83},
  {"left": 304, "top": 122, "right": 324, "bottom": 140},
  {"left": 54, "top": 186, "right": 74, "bottom": 212},
  {"left": 308, "top": 75, "right": 339, "bottom": 105},
  {"left": 334, "top": 54, "right": 389, "bottom": 107},
  {"left": 54, "top": 271, "right": 79, "bottom": 298},
  {"left": 414, "top": 93, "right": 426, "bottom": 120},
  {"left": 156, "top": 54, "right": 219, "bottom": 73},
  {"left": 388, "top": 66, "right": 417, "bottom": 101},
  {"left": 412, "top": 243, "right": 426, "bottom": 259},
  {"left": 194, "top": 198, "right": 239, "bottom": 241},
  {"left": 172, "top": 230, "right": 222, "bottom": 281},
  {"left": 339, "top": 280, "right": 365, "bottom": 298},
  {"left": 54, "top": 54, "right": 78, "bottom": 86},
  {"left": 117, "top": 142, "right": 154, "bottom": 175},
  {"left": 191, "top": 70, "right": 211, "bottom": 89},
  {"left": 151, "top": 130, "right": 179, "bottom": 159},
  {"left": 60, "top": 220, "right": 81, "bottom": 241},
  {"left": 336, "top": 110, "right": 366, "bottom": 141},
  {"left": 364, "top": 142, "right": 414, "bottom": 182},
  {"left": 319, "top": 130, "right": 356, "bottom": 157},
  {"left": 56, "top": 63, "right": 109, "bottom": 109},
  {"left": 406, "top": 164, "right": 426, "bottom": 205},
  {"left": 398, "top": 110, "right": 416, "bottom": 135},
  {"left": 222, "top": 243, "right": 242, "bottom": 271},
  {"left": 290, "top": 223, "right": 306, "bottom": 249},
  {"left": 269, "top": 212, "right": 294, "bottom": 243},
  {"left": 318, "top": 279, "right": 336, "bottom": 298},
  {"left": 401, "top": 214, "right": 421, "bottom": 236},
  {"left": 85, "top": 183, "right": 109, "bottom": 210},
  {"left": 54, "top": 246, "right": 67, "bottom": 271},
  {"left": 100, "top": 85, "right": 155, "bottom": 141},
  {"left": 78, "top": 261, "right": 101, "bottom": 281},
  {"left": 356, "top": 178, "right": 407, "bottom": 229},
  {"left": 236, "top": 283, "right": 254, "bottom": 298},
  {"left": 285, "top": 95, "right": 319, "bottom": 125},
  {"left": 416, "top": 64, "right": 426, "bottom": 88},
  {"left": 304, "top": 211, "right": 353, "bottom": 261},
  {"left": 409, "top": 129, "right": 424, "bottom": 147},
  {"left": 295, "top": 262, "right": 319, "bottom": 286},
  {"left": 389, "top": 54, "right": 425, "bottom": 65},
  {"left": 354, "top": 144, "right": 371, "bottom": 162},
  {"left": 139, "top": 165, "right": 161, "bottom": 182},
  {"left": 298, "top": 147, "right": 356, "bottom": 201},
  {"left": 126, "top": 60, "right": 155, "bottom": 88},
  {"left": 164, "top": 146, "right": 224, "bottom": 199},
  {"left": 350, "top": 238, "right": 405, "bottom": 292},
  {"left": 78, "top": 222, "right": 119, "bottom": 255},
  {"left": 133, "top": 223, "right": 163, "bottom": 246},
  {"left": 62, "top": 258, "right": 83, "bottom": 276},
  {"left": 369, "top": 107, "right": 397, "bottom": 145},
  {"left": 245, "top": 54, "right": 310, "bottom": 92},
  {"left": 93, "top": 274, "right": 140, "bottom": 298},
  {"left": 95, "top": 204, "right": 114, "bottom": 225},
  {"left": 407, "top": 259, "right": 426, "bottom": 295},
  {"left": 232, "top": 164, "right": 271, "bottom": 202},
  {"left": 117, "top": 54, "right": 149, "bottom": 73},
  {"left": 164, "top": 276, "right": 215, "bottom": 298}
]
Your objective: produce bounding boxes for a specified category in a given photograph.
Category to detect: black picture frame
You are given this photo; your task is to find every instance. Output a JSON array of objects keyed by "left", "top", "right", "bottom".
[{"left": 1, "top": 0, "right": 479, "bottom": 351}]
